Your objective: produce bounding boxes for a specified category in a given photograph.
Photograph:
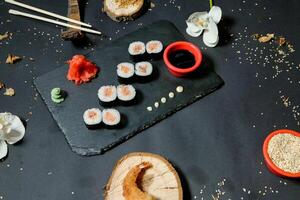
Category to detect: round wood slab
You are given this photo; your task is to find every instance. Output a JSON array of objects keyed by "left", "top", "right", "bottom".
[
  {"left": 104, "top": 152, "right": 183, "bottom": 200},
  {"left": 103, "top": 0, "right": 145, "bottom": 22}
]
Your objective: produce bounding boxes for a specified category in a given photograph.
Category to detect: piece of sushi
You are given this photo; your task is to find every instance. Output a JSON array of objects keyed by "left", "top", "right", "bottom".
[
  {"left": 135, "top": 61, "right": 153, "bottom": 82},
  {"left": 102, "top": 108, "right": 121, "bottom": 129},
  {"left": 128, "top": 41, "right": 146, "bottom": 62},
  {"left": 98, "top": 85, "right": 117, "bottom": 107},
  {"left": 146, "top": 40, "right": 163, "bottom": 59},
  {"left": 83, "top": 108, "right": 102, "bottom": 129},
  {"left": 117, "top": 62, "right": 135, "bottom": 84},
  {"left": 117, "top": 84, "right": 136, "bottom": 105}
]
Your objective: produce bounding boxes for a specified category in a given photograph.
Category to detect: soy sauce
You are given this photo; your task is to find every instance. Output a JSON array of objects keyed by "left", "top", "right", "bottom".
[{"left": 169, "top": 50, "right": 196, "bottom": 68}]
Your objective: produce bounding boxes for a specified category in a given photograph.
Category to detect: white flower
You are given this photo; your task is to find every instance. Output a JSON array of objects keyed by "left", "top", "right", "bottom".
[
  {"left": 0, "top": 112, "right": 25, "bottom": 159},
  {"left": 186, "top": 6, "right": 222, "bottom": 47}
]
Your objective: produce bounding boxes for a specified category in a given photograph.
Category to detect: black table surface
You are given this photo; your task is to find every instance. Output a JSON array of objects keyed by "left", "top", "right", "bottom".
[{"left": 0, "top": 0, "right": 299, "bottom": 199}]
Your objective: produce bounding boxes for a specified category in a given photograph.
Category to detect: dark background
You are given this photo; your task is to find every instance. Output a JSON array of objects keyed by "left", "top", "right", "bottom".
[{"left": 0, "top": 0, "right": 299, "bottom": 199}]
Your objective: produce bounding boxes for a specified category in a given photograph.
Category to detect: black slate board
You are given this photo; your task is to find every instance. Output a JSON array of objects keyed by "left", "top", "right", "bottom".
[{"left": 34, "top": 20, "right": 224, "bottom": 156}]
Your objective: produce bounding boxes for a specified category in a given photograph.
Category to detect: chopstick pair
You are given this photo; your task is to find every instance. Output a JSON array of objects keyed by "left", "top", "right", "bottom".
[{"left": 5, "top": 0, "right": 101, "bottom": 35}]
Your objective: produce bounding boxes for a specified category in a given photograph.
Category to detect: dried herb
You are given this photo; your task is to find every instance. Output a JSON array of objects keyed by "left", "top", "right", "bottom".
[
  {"left": 258, "top": 33, "right": 274, "bottom": 43},
  {"left": 3, "top": 88, "right": 15, "bottom": 96},
  {"left": 0, "top": 32, "right": 9, "bottom": 41},
  {"left": 0, "top": 82, "right": 4, "bottom": 89},
  {"left": 277, "top": 37, "right": 286, "bottom": 46},
  {"left": 6, "top": 54, "right": 22, "bottom": 64}
]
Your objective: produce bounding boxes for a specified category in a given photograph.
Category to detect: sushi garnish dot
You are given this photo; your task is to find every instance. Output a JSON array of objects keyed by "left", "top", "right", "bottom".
[
  {"left": 161, "top": 97, "right": 167, "bottom": 103},
  {"left": 168, "top": 92, "right": 175, "bottom": 98},
  {"left": 147, "top": 106, "right": 153, "bottom": 111},
  {"left": 176, "top": 86, "right": 184, "bottom": 93},
  {"left": 154, "top": 102, "right": 159, "bottom": 108}
]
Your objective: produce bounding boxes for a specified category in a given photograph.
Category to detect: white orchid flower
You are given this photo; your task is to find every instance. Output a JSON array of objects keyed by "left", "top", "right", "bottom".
[
  {"left": 186, "top": 11, "right": 209, "bottom": 37},
  {"left": 0, "top": 112, "right": 25, "bottom": 159},
  {"left": 186, "top": 6, "right": 222, "bottom": 47}
]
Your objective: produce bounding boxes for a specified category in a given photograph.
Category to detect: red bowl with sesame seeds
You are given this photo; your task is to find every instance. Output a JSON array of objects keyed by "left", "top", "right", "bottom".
[{"left": 263, "top": 129, "right": 300, "bottom": 178}]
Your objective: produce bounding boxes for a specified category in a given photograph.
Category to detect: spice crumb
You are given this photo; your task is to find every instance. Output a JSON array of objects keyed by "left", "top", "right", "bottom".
[
  {"left": 0, "top": 82, "right": 4, "bottom": 89},
  {"left": 3, "top": 88, "right": 15, "bottom": 96},
  {"left": 253, "top": 33, "right": 274, "bottom": 43},
  {"left": 0, "top": 32, "right": 9, "bottom": 41},
  {"left": 6, "top": 54, "right": 22, "bottom": 64},
  {"left": 277, "top": 37, "right": 286, "bottom": 46},
  {"left": 150, "top": 2, "right": 155, "bottom": 8}
]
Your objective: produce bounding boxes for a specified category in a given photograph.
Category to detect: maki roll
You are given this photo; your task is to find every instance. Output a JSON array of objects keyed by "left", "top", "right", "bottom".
[
  {"left": 117, "top": 62, "right": 135, "bottom": 84},
  {"left": 117, "top": 84, "right": 136, "bottom": 105},
  {"left": 98, "top": 85, "right": 117, "bottom": 107},
  {"left": 102, "top": 108, "right": 121, "bottom": 129},
  {"left": 135, "top": 61, "right": 153, "bottom": 82},
  {"left": 83, "top": 108, "right": 102, "bottom": 129},
  {"left": 128, "top": 41, "right": 146, "bottom": 62},
  {"left": 146, "top": 40, "right": 163, "bottom": 59}
]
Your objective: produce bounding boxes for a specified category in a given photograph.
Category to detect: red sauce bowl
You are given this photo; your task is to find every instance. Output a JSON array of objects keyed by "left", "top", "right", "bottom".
[
  {"left": 263, "top": 129, "right": 300, "bottom": 178},
  {"left": 163, "top": 41, "right": 202, "bottom": 77}
]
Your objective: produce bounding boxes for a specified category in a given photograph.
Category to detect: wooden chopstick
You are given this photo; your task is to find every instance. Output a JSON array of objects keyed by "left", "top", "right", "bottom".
[
  {"left": 5, "top": 0, "right": 92, "bottom": 28},
  {"left": 9, "top": 9, "right": 101, "bottom": 35}
]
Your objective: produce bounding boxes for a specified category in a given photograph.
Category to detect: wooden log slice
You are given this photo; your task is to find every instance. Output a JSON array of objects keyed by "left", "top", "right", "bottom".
[
  {"left": 104, "top": 152, "right": 183, "bottom": 200},
  {"left": 103, "top": 0, "right": 145, "bottom": 22},
  {"left": 61, "top": 0, "right": 84, "bottom": 40}
]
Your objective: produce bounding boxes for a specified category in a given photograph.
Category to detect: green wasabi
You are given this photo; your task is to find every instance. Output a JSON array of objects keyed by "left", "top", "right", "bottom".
[{"left": 51, "top": 88, "right": 64, "bottom": 103}]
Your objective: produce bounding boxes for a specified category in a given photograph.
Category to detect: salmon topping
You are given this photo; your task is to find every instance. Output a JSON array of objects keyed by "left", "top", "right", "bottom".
[
  {"left": 104, "top": 112, "right": 116, "bottom": 122},
  {"left": 120, "top": 86, "right": 131, "bottom": 96},
  {"left": 88, "top": 111, "right": 97, "bottom": 119},
  {"left": 138, "top": 65, "right": 147, "bottom": 73},
  {"left": 104, "top": 87, "right": 113, "bottom": 96},
  {"left": 121, "top": 65, "right": 130, "bottom": 73},
  {"left": 148, "top": 42, "right": 159, "bottom": 51},
  {"left": 133, "top": 45, "right": 143, "bottom": 53}
]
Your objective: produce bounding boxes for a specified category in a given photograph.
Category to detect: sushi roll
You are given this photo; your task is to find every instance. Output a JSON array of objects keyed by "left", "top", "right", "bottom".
[
  {"left": 98, "top": 85, "right": 117, "bottom": 107},
  {"left": 117, "top": 84, "right": 136, "bottom": 105},
  {"left": 83, "top": 108, "right": 102, "bottom": 129},
  {"left": 128, "top": 41, "right": 146, "bottom": 62},
  {"left": 102, "top": 108, "right": 121, "bottom": 128},
  {"left": 117, "top": 62, "right": 135, "bottom": 84},
  {"left": 146, "top": 40, "right": 163, "bottom": 59},
  {"left": 135, "top": 61, "right": 153, "bottom": 83}
]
